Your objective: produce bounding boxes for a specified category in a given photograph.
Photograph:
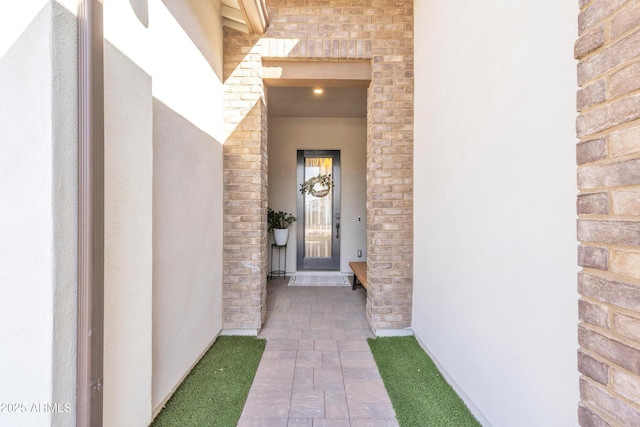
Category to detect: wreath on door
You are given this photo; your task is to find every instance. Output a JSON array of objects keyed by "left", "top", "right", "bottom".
[{"left": 300, "top": 173, "right": 334, "bottom": 198}]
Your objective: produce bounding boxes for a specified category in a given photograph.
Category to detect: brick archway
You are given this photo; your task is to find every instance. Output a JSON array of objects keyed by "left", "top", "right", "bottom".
[{"left": 222, "top": 1, "right": 413, "bottom": 333}]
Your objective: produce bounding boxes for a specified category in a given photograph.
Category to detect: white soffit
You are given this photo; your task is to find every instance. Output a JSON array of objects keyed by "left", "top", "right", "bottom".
[{"left": 221, "top": 0, "right": 269, "bottom": 34}]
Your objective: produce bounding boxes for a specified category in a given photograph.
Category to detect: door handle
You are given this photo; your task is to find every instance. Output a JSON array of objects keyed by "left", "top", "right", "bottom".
[{"left": 336, "top": 223, "right": 340, "bottom": 239}]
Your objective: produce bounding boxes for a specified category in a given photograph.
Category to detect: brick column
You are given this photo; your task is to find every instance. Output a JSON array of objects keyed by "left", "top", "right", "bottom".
[
  {"left": 366, "top": 8, "right": 414, "bottom": 330},
  {"left": 575, "top": 0, "right": 640, "bottom": 424},
  {"left": 222, "top": 0, "right": 414, "bottom": 332},
  {"left": 222, "top": 30, "right": 268, "bottom": 331}
]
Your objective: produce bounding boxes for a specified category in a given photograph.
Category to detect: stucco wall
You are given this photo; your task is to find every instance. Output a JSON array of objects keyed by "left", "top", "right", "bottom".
[
  {"left": 103, "top": 40, "right": 153, "bottom": 426},
  {"left": 104, "top": 0, "right": 225, "bottom": 420},
  {"left": 267, "top": 117, "right": 367, "bottom": 273},
  {"left": 152, "top": 97, "right": 223, "bottom": 410},
  {"left": 0, "top": 2, "right": 77, "bottom": 426},
  {"left": 413, "top": 1, "right": 578, "bottom": 426}
]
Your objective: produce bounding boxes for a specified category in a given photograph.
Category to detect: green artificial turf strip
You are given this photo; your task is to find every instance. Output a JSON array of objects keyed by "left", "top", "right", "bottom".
[
  {"left": 151, "top": 336, "right": 265, "bottom": 427},
  {"left": 368, "top": 336, "right": 481, "bottom": 427}
]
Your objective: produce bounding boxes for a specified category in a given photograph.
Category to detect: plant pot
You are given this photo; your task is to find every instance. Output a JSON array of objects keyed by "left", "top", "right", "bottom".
[{"left": 273, "top": 228, "right": 289, "bottom": 246}]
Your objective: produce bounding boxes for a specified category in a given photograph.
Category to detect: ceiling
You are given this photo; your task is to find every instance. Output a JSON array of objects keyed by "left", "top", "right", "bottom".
[{"left": 266, "top": 86, "right": 367, "bottom": 118}]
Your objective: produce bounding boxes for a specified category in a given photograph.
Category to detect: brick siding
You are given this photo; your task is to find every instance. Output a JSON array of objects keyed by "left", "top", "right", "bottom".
[
  {"left": 576, "top": 0, "right": 640, "bottom": 424},
  {"left": 223, "top": 0, "right": 414, "bottom": 330},
  {"left": 223, "top": 33, "right": 269, "bottom": 330}
]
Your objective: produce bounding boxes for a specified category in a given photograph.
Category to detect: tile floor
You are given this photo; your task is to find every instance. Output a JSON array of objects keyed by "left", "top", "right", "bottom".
[{"left": 237, "top": 277, "right": 399, "bottom": 427}]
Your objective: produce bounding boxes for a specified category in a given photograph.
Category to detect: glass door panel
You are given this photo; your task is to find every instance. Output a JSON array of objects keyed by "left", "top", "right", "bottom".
[
  {"left": 304, "top": 157, "right": 333, "bottom": 258},
  {"left": 297, "top": 150, "right": 340, "bottom": 270}
]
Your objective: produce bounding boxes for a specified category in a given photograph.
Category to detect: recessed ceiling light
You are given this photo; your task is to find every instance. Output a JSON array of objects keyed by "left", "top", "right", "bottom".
[{"left": 313, "top": 88, "right": 324, "bottom": 94}]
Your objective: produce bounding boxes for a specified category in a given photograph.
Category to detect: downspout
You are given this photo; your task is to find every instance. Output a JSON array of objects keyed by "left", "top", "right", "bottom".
[{"left": 77, "top": 0, "right": 104, "bottom": 425}]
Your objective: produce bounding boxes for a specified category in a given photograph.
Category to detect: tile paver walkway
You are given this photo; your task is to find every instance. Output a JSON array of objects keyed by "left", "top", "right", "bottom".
[{"left": 238, "top": 277, "right": 399, "bottom": 427}]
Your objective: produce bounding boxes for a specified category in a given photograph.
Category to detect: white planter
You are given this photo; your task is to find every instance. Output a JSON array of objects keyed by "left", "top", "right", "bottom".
[{"left": 273, "top": 228, "right": 289, "bottom": 246}]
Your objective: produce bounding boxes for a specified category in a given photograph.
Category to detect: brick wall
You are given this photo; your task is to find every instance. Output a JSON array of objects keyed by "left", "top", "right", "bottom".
[
  {"left": 365, "top": 3, "right": 414, "bottom": 330},
  {"left": 223, "top": 0, "right": 414, "bottom": 330},
  {"left": 223, "top": 33, "right": 269, "bottom": 330},
  {"left": 575, "top": 0, "right": 640, "bottom": 424}
]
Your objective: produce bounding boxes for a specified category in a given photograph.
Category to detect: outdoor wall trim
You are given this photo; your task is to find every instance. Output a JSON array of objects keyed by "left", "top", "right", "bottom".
[
  {"left": 77, "top": 0, "right": 105, "bottom": 425},
  {"left": 238, "top": 0, "right": 269, "bottom": 34},
  {"left": 263, "top": 60, "right": 371, "bottom": 87},
  {"left": 223, "top": 0, "right": 269, "bottom": 35}
]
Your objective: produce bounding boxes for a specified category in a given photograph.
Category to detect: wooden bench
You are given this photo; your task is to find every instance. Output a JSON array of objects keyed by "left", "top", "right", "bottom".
[{"left": 349, "top": 262, "right": 367, "bottom": 291}]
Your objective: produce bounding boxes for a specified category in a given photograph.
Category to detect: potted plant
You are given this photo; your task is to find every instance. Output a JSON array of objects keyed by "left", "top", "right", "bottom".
[
  {"left": 267, "top": 208, "right": 296, "bottom": 246},
  {"left": 299, "top": 173, "right": 334, "bottom": 198}
]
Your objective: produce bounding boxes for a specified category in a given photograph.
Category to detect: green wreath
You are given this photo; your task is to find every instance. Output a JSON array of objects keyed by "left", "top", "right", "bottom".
[{"left": 300, "top": 173, "right": 334, "bottom": 198}]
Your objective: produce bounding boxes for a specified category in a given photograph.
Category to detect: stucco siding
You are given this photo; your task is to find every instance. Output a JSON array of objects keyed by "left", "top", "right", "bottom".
[
  {"left": 103, "top": 0, "right": 226, "bottom": 420},
  {"left": 413, "top": 1, "right": 578, "bottom": 426},
  {"left": 0, "top": 2, "right": 78, "bottom": 426}
]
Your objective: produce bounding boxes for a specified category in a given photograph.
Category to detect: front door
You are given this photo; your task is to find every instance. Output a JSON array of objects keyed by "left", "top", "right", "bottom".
[{"left": 296, "top": 150, "right": 341, "bottom": 270}]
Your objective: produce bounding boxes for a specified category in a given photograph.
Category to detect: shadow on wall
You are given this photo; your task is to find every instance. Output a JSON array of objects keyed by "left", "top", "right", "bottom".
[
  {"left": 125, "top": 0, "right": 225, "bottom": 80},
  {"left": 104, "top": 40, "right": 153, "bottom": 427},
  {"left": 152, "top": 97, "right": 224, "bottom": 410},
  {"left": 222, "top": 27, "right": 265, "bottom": 84},
  {"left": 129, "top": 0, "right": 149, "bottom": 28},
  {"left": 162, "top": 0, "right": 224, "bottom": 80}
]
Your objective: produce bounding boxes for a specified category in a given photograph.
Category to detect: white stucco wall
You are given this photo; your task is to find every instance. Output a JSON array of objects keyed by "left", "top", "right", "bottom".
[
  {"left": 104, "top": 0, "right": 225, "bottom": 419},
  {"left": 268, "top": 117, "right": 367, "bottom": 273},
  {"left": 104, "top": 41, "right": 153, "bottom": 426},
  {"left": 0, "top": 2, "right": 77, "bottom": 426},
  {"left": 413, "top": 1, "right": 578, "bottom": 426},
  {"left": 153, "top": 98, "right": 223, "bottom": 410},
  {"left": 150, "top": 0, "right": 224, "bottom": 412}
]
